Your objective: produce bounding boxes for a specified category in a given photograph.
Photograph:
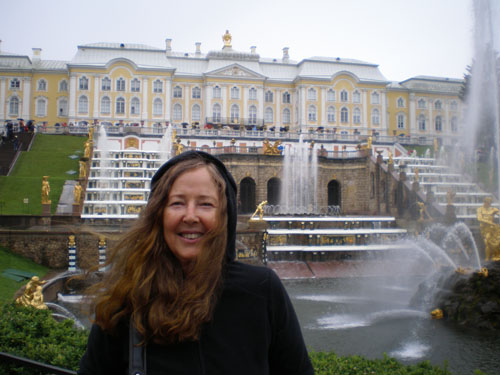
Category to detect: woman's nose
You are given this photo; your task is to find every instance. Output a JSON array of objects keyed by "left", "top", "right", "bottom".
[{"left": 182, "top": 203, "right": 199, "bottom": 223}]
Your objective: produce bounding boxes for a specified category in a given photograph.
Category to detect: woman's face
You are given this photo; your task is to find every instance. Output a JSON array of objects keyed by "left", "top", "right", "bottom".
[{"left": 163, "top": 166, "right": 220, "bottom": 269}]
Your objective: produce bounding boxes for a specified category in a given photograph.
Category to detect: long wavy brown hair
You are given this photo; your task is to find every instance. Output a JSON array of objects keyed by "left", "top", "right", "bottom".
[{"left": 89, "top": 157, "right": 228, "bottom": 344}]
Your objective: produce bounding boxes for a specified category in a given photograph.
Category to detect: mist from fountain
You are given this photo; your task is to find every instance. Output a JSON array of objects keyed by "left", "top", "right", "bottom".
[
  {"left": 95, "top": 125, "right": 113, "bottom": 201},
  {"left": 279, "top": 136, "right": 318, "bottom": 215},
  {"left": 159, "top": 125, "right": 173, "bottom": 164}
]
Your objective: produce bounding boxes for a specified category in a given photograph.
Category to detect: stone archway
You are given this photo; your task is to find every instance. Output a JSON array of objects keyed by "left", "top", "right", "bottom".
[
  {"left": 327, "top": 180, "right": 341, "bottom": 206},
  {"left": 240, "top": 177, "right": 256, "bottom": 214},
  {"left": 267, "top": 177, "right": 281, "bottom": 205}
]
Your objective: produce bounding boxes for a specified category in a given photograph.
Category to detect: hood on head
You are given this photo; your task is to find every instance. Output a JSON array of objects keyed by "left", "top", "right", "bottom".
[{"left": 151, "top": 150, "right": 238, "bottom": 262}]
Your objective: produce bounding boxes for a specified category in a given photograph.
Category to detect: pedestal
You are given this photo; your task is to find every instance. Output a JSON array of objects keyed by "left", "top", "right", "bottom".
[
  {"left": 72, "top": 203, "right": 80, "bottom": 216},
  {"left": 41, "top": 203, "right": 51, "bottom": 216},
  {"left": 248, "top": 219, "right": 268, "bottom": 231}
]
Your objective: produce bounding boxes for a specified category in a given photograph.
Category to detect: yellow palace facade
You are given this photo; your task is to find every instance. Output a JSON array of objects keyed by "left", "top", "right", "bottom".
[{"left": 0, "top": 35, "right": 463, "bottom": 144}]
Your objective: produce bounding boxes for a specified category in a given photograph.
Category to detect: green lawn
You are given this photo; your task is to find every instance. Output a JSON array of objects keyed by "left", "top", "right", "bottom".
[
  {"left": 0, "top": 246, "right": 49, "bottom": 302},
  {"left": 0, "top": 134, "right": 87, "bottom": 215}
]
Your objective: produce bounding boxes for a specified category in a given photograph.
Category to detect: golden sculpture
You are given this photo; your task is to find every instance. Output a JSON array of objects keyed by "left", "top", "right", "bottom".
[
  {"left": 263, "top": 140, "right": 281, "bottom": 155},
  {"left": 414, "top": 168, "right": 419, "bottom": 182},
  {"left": 477, "top": 197, "right": 500, "bottom": 261},
  {"left": 41, "top": 176, "right": 51, "bottom": 204},
  {"left": 446, "top": 189, "right": 456, "bottom": 205},
  {"left": 16, "top": 276, "right": 48, "bottom": 310},
  {"left": 250, "top": 200, "right": 268, "bottom": 221},
  {"left": 431, "top": 308, "right": 443, "bottom": 319},
  {"left": 68, "top": 235, "right": 76, "bottom": 246},
  {"left": 79, "top": 161, "right": 86, "bottom": 179},
  {"left": 88, "top": 126, "right": 94, "bottom": 141},
  {"left": 84, "top": 140, "right": 91, "bottom": 159},
  {"left": 222, "top": 30, "right": 232, "bottom": 48},
  {"left": 73, "top": 182, "right": 82, "bottom": 204},
  {"left": 174, "top": 141, "right": 184, "bottom": 156},
  {"left": 388, "top": 150, "right": 393, "bottom": 166},
  {"left": 366, "top": 136, "right": 372, "bottom": 149}
]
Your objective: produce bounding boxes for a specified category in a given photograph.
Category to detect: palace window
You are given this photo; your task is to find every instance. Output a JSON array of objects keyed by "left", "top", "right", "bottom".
[
  {"left": 116, "top": 78, "right": 125, "bottom": 92},
  {"left": 59, "top": 80, "right": 68, "bottom": 92},
  {"left": 231, "top": 87, "right": 240, "bottom": 100},
  {"left": 102, "top": 77, "right": 111, "bottom": 91},
  {"left": 58, "top": 98, "right": 68, "bottom": 116},
  {"left": 327, "top": 106, "right": 336, "bottom": 122},
  {"left": 397, "top": 114, "right": 405, "bottom": 129},
  {"left": 230, "top": 104, "right": 239, "bottom": 122},
  {"left": 418, "top": 98, "right": 426, "bottom": 109},
  {"left": 192, "top": 87, "right": 201, "bottom": 99},
  {"left": 77, "top": 96, "right": 88, "bottom": 114},
  {"left": 192, "top": 104, "right": 201, "bottom": 121},
  {"left": 265, "top": 107, "right": 273, "bottom": 123},
  {"left": 37, "top": 79, "right": 47, "bottom": 91},
  {"left": 9, "top": 97, "right": 19, "bottom": 116},
  {"left": 131, "top": 79, "right": 140, "bottom": 92},
  {"left": 353, "top": 108, "right": 361, "bottom": 124},
  {"left": 282, "top": 91, "right": 290, "bottom": 103},
  {"left": 434, "top": 100, "right": 442, "bottom": 110},
  {"left": 308, "top": 105, "right": 317, "bottom": 121},
  {"left": 371, "top": 92, "right": 379, "bottom": 105},
  {"left": 116, "top": 97, "right": 125, "bottom": 114},
  {"left": 130, "top": 97, "right": 140, "bottom": 115},
  {"left": 265, "top": 90, "right": 273, "bottom": 103},
  {"left": 450, "top": 101, "right": 458, "bottom": 111},
  {"left": 451, "top": 117, "right": 458, "bottom": 132},
  {"left": 213, "top": 86, "right": 221, "bottom": 99},
  {"left": 101, "top": 96, "right": 111, "bottom": 114},
  {"left": 173, "top": 103, "right": 182, "bottom": 121},
  {"left": 283, "top": 108, "right": 291, "bottom": 124},
  {"left": 340, "top": 90, "right": 348, "bottom": 102},
  {"left": 435, "top": 116, "right": 442, "bottom": 132},
  {"left": 341, "top": 107, "right": 349, "bottom": 123},
  {"left": 213, "top": 104, "right": 221, "bottom": 122},
  {"left": 397, "top": 97, "right": 405, "bottom": 108},
  {"left": 36, "top": 97, "right": 47, "bottom": 117},
  {"left": 79, "top": 77, "right": 88, "bottom": 90},
  {"left": 153, "top": 98, "right": 163, "bottom": 116},
  {"left": 249, "top": 105, "right": 257, "bottom": 125},
  {"left": 249, "top": 87, "right": 257, "bottom": 100},
  {"left": 418, "top": 114, "right": 426, "bottom": 131},
  {"left": 173, "top": 86, "right": 182, "bottom": 98},
  {"left": 327, "top": 89, "right": 336, "bottom": 102},
  {"left": 371, "top": 109, "right": 380, "bottom": 125},
  {"left": 307, "top": 88, "right": 317, "bottom": 101},
  {"left": 153, "top": 80, "right": 163, "bottom": 93},
  {"left": 353, "top": 90, "right": 361, "bottom": 103},
  {"left": 10, "top": 78, "right": 20, "bottom": 89}
]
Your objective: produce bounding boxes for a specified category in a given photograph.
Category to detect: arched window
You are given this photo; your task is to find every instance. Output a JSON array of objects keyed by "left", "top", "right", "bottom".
[
  {"left": 267, "top": 178, "right": 281, "bottom": 205},
  {"left": 153, "top": 98, "right": 163, "bottom": 116},
  {"left": 131, "top": 78, "right": 140, "bottom": 92},
  {"left": 79, "top": 77, "right": 89, "bottom": 90},
  {"left": 192, "top": 87, "right": 201, "bottom": 99},
  {"left": 307, "top": 88, "right": 317, "bottom": 101},
  {"left": 249, "top": 106, "right": 257, "bottom": 125},
  {"left": 282, "top": 108, "right": 291, "bottom": 124},
  {"left": 282, "top": 91, "right": 290, "bottom": 103},
  {"left": 213, "top": 86, "right": 221, "bottom": 99},
  {"left": 265, "top": 90, "right": 273, "bottom": 103},
  {"left": 327, "top": 106, "right": 336, "bottom": 122},
  {"left": 435, "top": 116, "right": 442, "bottom": 131},
  {"left": 418, "top": 114, "right": 426, "bottom": 131},
  {"left": 265, "top": 107, "right": 273, "bottom": 123},
  {"left": 101, "top": 96, "right": 111, "bottom": 114},
  {"left": 397, "top": 114, "right": 405, "bottom": 129},
  {"left": 418, "top": 98, "right": 426, "bottom": 109},
  {"left": 213, "top": 104, "right": 221, "bottom": 122},
  {"left": 353, "top": 90, "right": 361, "bottom": 103},
  {"left": 173, "top": 86, "right": 182, "bottom": 98},
  {"left": 78, "top": 96, "right": 88, "bottom": 114},
  {"left": 371, "top": 109, "right": 380, "bottom": 125},
  {"left": 10, "top": 78, "right": 20, "bottom": 89},
  {"left": 101, "top": 77, "right": 111, "bottom": 91},
  {"left": 397, "top": 97, "right": 405, "bottom": 108},
  {"left": 371, "top": 92, "right": 379, "bottom": 104},
  {"left": 308, "top": 105, "right": 317, "bottom": 121},
  {"left": 340, "top": 107, "right": 349, "bottom": 123},
  {"left": 192, "top": 104, "right": 201, "bottom": 121},
  {"left": 130, "top": 97, "right": 140, "bottom": 115},
  {"left": 9, "top": 97, "right": 19, "bottom": 115},
  {"left": 340, "top": 90, "right": 348, "bottom": 102},
  {"left": 36, "top": 97, "right": 47, "bottom": 116},
  {"left": 240, "top": 177, "right": 256, "bottom": 214},
  {"left": 153, "top": 80, "right": 163, "bottom": 93},
  {"left": 450, "top": 101, "right": 458, "bottom": 111},
  {"left": 116, "top": 97, "right": 125, "bottom": 114},
  {"left": 230, "top": 104, "right": 239, "bottom": 122},
  {"left": 59, "top": 80, "right": 68, "bottom": 92},
  {"left": 434, "top": 100, "right": 442, "bottom": 110},
  {"left": 231, "top": 87, "right": 240, "bottom": 99},
  {"left": 249, "top": 87, "right": 257, "bottom": 100},
  {"left": 327, "top": 89, "right": 335, "bottom": 102},
  {"left": 173, "top": 103, "right": 182, "bottom": 121},
  {"left": 58, "top": 98, "right": 68, "bottom": 116},
  {"left": 116, "top": 78, "right": 125, "bottom": 91},
  {"left": 353, "top": 108, "right": 361, "bottom": 124},
  {"left": 38, "top": 79, "right": 47, "bottom": 91}
]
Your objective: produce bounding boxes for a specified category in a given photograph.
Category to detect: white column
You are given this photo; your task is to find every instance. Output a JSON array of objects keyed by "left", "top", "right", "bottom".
[
  {"left": 257, "top": 87, "right": 264, "bottom": 121},
  {"left": 22, "top": 78, "right": 31, "bottom": 120},
  {"left": 428, "top": 99, "right": 433, "bottom": 135},
  {"left": 93, "top": 76, "right": 99, "bottom": 118},
  {"left": 276, "top": 89, "right": 281, "bottom": 127},
  {"left": 320, "top": 88, "right": 326, "bottom": 125},
  {"left": 69, "top": 74, "right": 77, "bottom": 118},
  {"left": 300, "top": 86, "right": 306, "bottom": 127},
  {"left": 204, "top": 84, "right": 211, "bottom": 121},
  {"left": 222, "top": 85, "right": 227, "bottom": 119},
  {"left": 242, "top": 86, "right": 247, "bottom": 120},
  {"left": 165, "top": 78, "right": 171, "bottom": 122},
  {"left": 0, "top": 78, "right": 5, "bottom": 120},
  {"left": 142, "top": 77, "right": 148, "bottom": 121},
  {"left": 381, "top": 92, "right": 387, "bottom": 134},
  {"left": 444, "top": 101, "right": 449, "bottom": 136},
  {"left": 184, "top": 84, "right": 189, "bottom": 123},
  {"left": 409, "top": 94, "right": 416, "bottom": 135},
  {"left": 362, "top": 89, "right": 368, "bottom": 131}
]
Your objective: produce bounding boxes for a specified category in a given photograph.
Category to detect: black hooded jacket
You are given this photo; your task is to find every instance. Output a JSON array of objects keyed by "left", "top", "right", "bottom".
[{"left": 78, "top": 151, "right": 314, "bottom": 375}]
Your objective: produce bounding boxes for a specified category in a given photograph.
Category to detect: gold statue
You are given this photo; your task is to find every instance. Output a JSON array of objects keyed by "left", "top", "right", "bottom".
[
  {"left": 367, "top": 136, "right": 372, "bottom": 149},
  {"left": 174, "top": 141, "right": 184, "bottom": 156},
  {"left": 250, "top": 200, "right": 267, "bottom": 221},
  {"left": 431, "top": 308, "right": 443, "bottom": 319},
  {"left": 222, "top": 30, "right": 232, "bottom": 48},
  {"left": 88, "top": 126, "right": 94, "bottom": 141},
  {"left": 84, "top": 140, "right": 91, "bottom": 159},
  {"left": 263, "top": 139, "right": 281, "bottom": 155},
  {"left": 477, "top": 197, "right": 500, "bottom": 261},
  {"left": 41, "top": 176, "right": 51, "bottom": 204},
  {"left": 68, "top": 235, "right": 76, "bottom": 246},
  {"left": 79, "top": 161, "right": 86, "bottom": 179},
  {"left": 16, "top": 276, "right": 48, "bottom": 310},
  {"left": 414, "top": 168, "right": 419, "bottom": 182},
  {"left": 434, "top": 138, "right": 439, "bottom": 154},
  {"left": 99, "top": 236, "right": 106, "bottom": 247},
  {"left": 73, "top": 182, "right": 82, "bottom": 204},
  {"left": 446, "top": 189, "right": 455, "bottom": 205},
  {"left": 388, "top": 150, "right": 393, "bottom": 165}
]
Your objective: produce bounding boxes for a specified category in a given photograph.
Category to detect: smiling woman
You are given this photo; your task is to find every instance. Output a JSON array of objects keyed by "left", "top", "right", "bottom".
[{"left": 78, "top": 150, "right": 313, "bottom": 375}]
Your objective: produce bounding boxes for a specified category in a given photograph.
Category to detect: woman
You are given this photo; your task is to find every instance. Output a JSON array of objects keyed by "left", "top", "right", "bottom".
[{"left": 78, "top": 150, "right": 313, "bottom": 375}]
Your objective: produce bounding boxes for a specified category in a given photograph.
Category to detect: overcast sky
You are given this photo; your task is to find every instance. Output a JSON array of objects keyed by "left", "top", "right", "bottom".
[{"left": 1, "top": 0, "right": 473, "bottom": 82}]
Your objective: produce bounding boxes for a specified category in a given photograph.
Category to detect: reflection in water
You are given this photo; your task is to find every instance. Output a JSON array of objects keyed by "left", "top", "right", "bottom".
[{"left": 284, "top": 277, "right": 500, "bottom": 375}]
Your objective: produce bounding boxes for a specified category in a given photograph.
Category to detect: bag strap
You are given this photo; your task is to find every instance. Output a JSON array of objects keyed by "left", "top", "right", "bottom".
[{"left": 129, "top": 319, "right": 147, "bottom": 375}]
